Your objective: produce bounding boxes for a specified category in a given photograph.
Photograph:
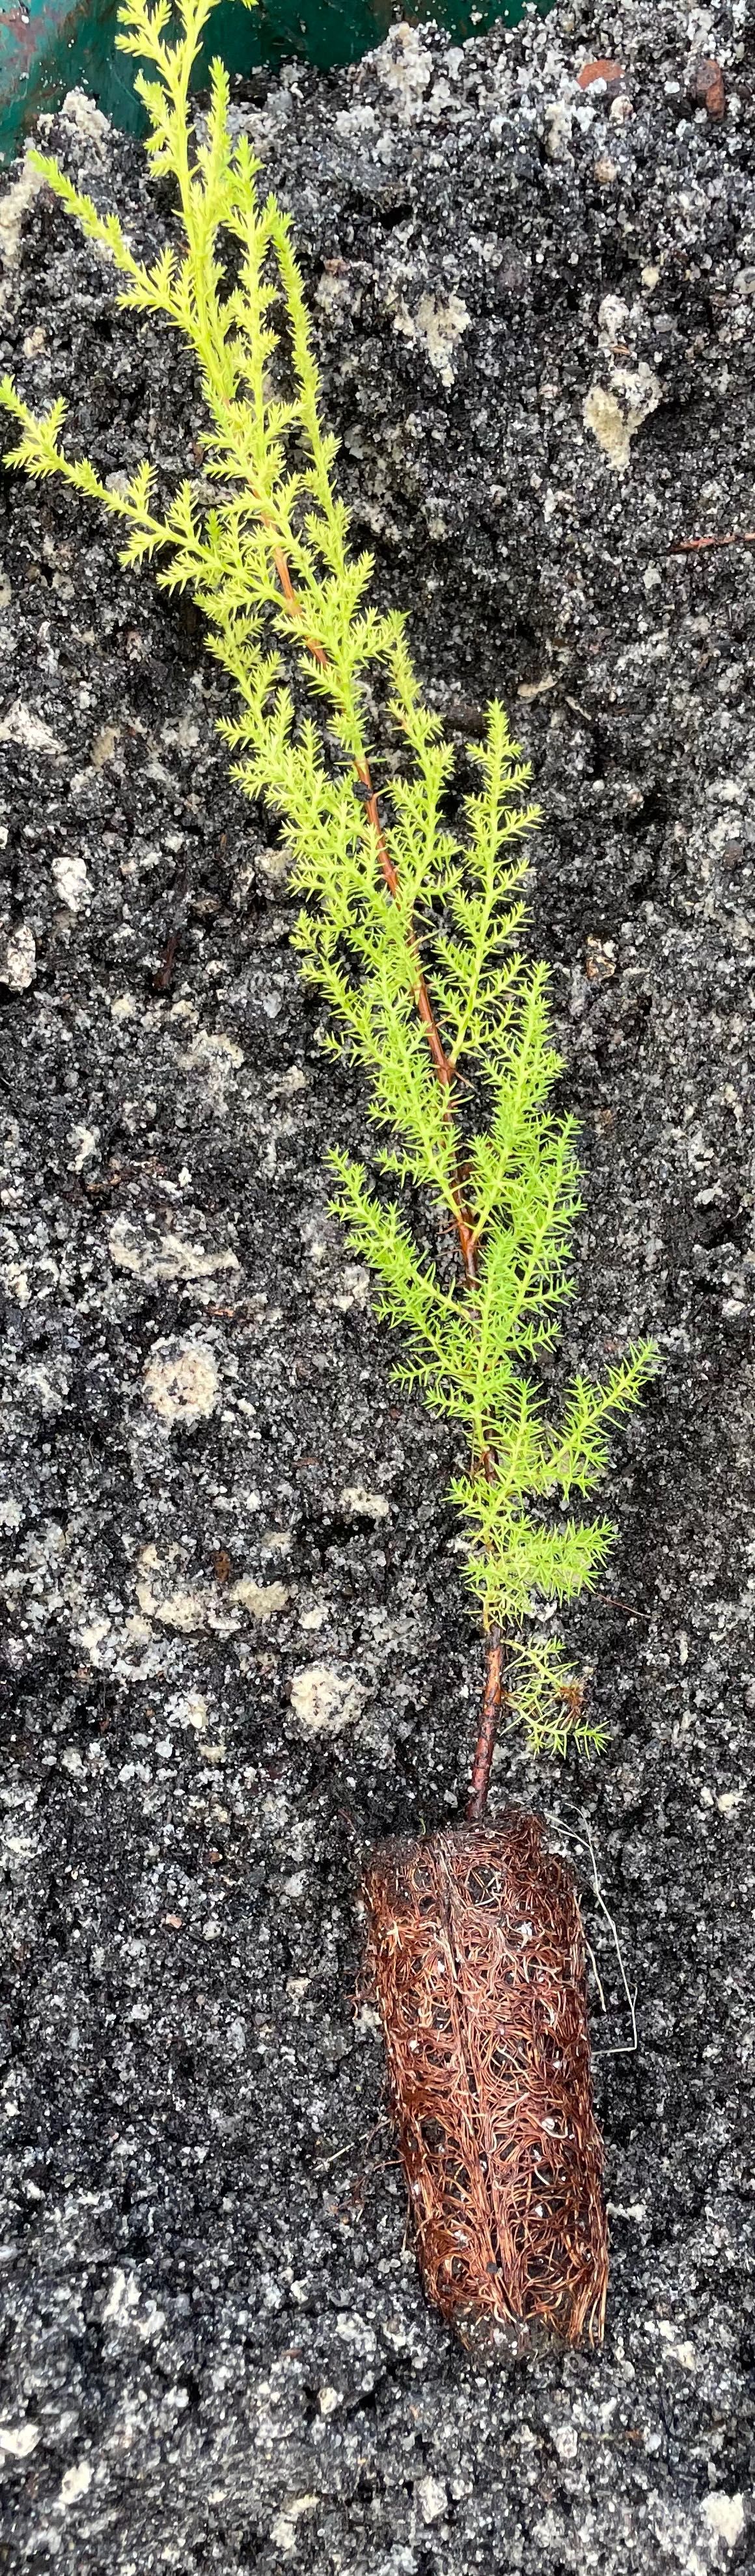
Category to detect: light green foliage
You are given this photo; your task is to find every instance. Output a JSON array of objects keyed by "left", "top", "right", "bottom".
[{"left": 1, "top": 0, "right": 655, "bottom": 1756}]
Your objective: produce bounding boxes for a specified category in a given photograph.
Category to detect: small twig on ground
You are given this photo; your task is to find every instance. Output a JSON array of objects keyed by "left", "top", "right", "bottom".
[
  {"left": 152, "top": 867, "right": 188, "bottom": 992},
  {"left": 594, "top": 1590, "right": 652, "bottom": 1618},
  {"left": 669, "top": 530, "right": 755, "bottom": 557},
  {"left": 152, "top": 926, "right": 182, "bottom": 992},
  {"left": 314, "top": 2117, "right": 390, "bottom": 2174}
]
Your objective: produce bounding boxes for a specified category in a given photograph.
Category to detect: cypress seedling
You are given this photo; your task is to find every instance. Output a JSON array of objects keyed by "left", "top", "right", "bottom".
[{"left": 1, "top": 0, "right": 655, "bottom": 2350}]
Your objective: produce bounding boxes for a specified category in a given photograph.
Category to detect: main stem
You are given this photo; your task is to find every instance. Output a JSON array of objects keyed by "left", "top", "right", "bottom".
[
  {"left": 273, "top": 543, "right": 502, "bottom": 1817},
  {"left": 466, "top": 1626, "right": 503, "bottom": 1823}
]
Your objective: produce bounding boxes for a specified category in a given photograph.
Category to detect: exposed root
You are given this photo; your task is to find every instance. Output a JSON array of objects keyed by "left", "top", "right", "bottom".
[{"left": 363, "top": 1809, "right": 608, "bottom": 2361}]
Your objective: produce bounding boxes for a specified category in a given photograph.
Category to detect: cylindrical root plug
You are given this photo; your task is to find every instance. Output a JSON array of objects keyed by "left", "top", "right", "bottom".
[{"left": 363, "top": 1810, "right": 608, "bottom": 2359}]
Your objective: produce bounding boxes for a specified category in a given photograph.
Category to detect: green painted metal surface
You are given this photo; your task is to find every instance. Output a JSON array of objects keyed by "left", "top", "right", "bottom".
[{"left": 0, "top": 0, "right": 525, "bottom": 166}]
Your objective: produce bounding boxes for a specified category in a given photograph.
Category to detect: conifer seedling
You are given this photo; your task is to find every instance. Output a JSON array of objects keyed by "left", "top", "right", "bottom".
[{"left": 1, "top": 0, "right": 655, "bottom": 2352}]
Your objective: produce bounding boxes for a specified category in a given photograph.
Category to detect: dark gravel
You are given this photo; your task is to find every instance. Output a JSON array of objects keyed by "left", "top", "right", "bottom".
[{"left": 1, "top": 0, "right": 754, "bottom": 2565}]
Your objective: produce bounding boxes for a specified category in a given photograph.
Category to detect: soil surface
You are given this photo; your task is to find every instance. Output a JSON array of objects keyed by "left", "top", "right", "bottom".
[{"left": 1, "top": 0, "right": 754, "bottom": 2566}]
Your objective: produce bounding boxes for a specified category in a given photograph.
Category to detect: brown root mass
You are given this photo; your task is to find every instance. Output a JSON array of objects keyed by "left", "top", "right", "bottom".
[{"left": 363, "top": 1811, "right": 608, "bottom": 2359}]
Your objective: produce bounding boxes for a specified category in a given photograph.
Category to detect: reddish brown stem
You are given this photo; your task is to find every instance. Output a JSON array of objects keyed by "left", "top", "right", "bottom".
[
  {"left": 273, "top": 547, "right": 329, "bottom": 664},
  {"left": 272, "top": 547, "right": 478, "bottom": 1287},
  {"left": 466, "top": 1629, "right": 504, "bottom": 1822}
]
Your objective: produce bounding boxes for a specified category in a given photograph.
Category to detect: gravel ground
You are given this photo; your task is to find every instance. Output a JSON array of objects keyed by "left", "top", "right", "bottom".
[{"left": 1, "top": 0, "right": 754, "bottom": 2566}]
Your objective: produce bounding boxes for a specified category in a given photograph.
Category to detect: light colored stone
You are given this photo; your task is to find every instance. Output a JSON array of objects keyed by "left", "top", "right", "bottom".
[
  {"left": 290, "top": 1664, "right": 364, "bottom": 1733},
  {"left": 583, "top": 366, "right": 662, "bottom": 472},
  {"left": 90, "top": 723, "right": 120, "bottom": 768},
  {"left": 393, "top": 289, "right": 471, "bottom": 388},
  {"left": 0, "top": 2423, "right": 40, "bottom": 2458},
  {"left": 417, "top": 2475, "right": 447, "bottom": 2525},
  {"left": 545, "top": 99, "right": 574, "bottom": 162},
  {"left": 143, "top": 1337, "right": 220, "bottom": 1428},
  {"left": 109, "top": 1217, "right": 240, "bottom": 1284},
  {"left": 0, "top": 701, "right": 62, "bottom": 757},
  {"left": 269, "top": 2495, "right": 320, "bottom": 2553},
  {"left": 1, "top": 923, "right": 36, "bottom": 990},
  {"left": 59, "top": 2460, "right": 92, "bottom": 2506},
  {"left": 68, "top": 1123, "right": 99, "bottom": 1171},
  {"left": 137, "top": 1585, "right": 208, "bottom": 1632},
  {"left": 53, "top": 850, "right": 91, "bottom": 910},
  {"left": 0, "top": 152, "right": 48, "bottom": 288},
  {"left": 262, "top": 1528, "right": 292, "bottom": 1556},
  {"left": 175, "top": 1028, "right": 244, "bottom": 1109},
  {"left": 59, "top": 88, "right": 110, "bottom": 150},
  {"left": 102, "top": 2268, "right": 139, "bottom": 2324},
  {"left": 700, "top": 2493, "right": 745, "bottom": 2549},
  {"left": 551, "top": 2422, "right": 579, "bottom": 2463},
  {"left": 174, "top": 1692, "right": 208, "bottom": 1730},
  {"left": 228, "top": 1578, "right": 290, "bottom": 1620},
  {"left": 376, "top": 22, "right": 433, "bottom": 118},
  {"left": 316, "top": 262, "right": 357, "bottom": 316},
  {"left": 597, "top": 291, "right": 630, "bottom": 347},
  {"left": 338, "top": 1485, "right": 390, "bottom": 1521},
  {"left": 517, "top": 672, "right": 556, "bottom": 700}
]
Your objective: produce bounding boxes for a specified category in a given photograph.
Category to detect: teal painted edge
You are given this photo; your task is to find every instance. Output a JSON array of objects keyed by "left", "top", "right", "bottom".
[
  {"left": 1, "top": 0, "right": 137, "bottom": 149},
  {"left": 0, "top": 0, "right": 531, "bottom": 166}
]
